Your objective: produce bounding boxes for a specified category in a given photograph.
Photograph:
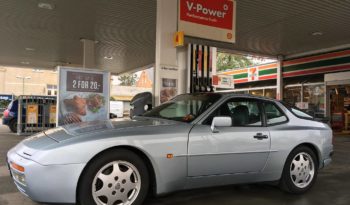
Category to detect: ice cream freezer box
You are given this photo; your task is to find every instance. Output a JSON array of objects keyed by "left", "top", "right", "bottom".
[{"left": 17, "top": 95, "right": 57, "bottom": 135}]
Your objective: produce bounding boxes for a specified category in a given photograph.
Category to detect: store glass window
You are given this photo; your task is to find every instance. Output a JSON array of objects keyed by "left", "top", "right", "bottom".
[
  {"left": 303, "top": 84, "right": 325, "bottom": 118},
  {"left": 234, "top": 91, "right": 249, "bottom": 94},
  {"left": 284, "top": 86, "right": 302, "bottom": 107},
  {"left": 265, "top": 89, "right": 276, "bottom": 99},
  {"left": 249, "top": 89, "right": 264, "bottom": 97}
]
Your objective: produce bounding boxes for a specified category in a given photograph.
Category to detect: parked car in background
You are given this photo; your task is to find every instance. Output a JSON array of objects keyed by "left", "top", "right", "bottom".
[
  {"left": 110, "top": 101, "right": 124, "bottom": 118},
  {"left": 7, "top": 93, "right": 333, "bottom": 205},
  {"left": 0, "top": 94, "right": 14, "bottom": 117},
  {"left": 2, "top": 99, "right": 18, "bottom": 132}
]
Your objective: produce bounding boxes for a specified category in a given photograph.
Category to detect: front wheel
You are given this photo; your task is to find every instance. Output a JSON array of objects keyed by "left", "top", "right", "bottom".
[
  {"left": 78, "top": 149, "right": 149, "bottom": 205},
  {"left": 279, "top": 146, "right": 318, "bottom": 194}
]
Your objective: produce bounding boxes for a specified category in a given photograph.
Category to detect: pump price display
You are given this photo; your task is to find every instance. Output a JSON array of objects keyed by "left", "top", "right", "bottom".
[{"left": 66, "top": 71, "right": 103, "bottom": 93}]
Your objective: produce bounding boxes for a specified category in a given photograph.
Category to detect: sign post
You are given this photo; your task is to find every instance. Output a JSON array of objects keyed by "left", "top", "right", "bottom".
[{"left": 57, "top": 67, "right": 110, "bottom": 126}]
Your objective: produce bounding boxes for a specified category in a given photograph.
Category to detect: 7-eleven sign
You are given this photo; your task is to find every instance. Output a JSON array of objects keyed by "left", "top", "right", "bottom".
[{"left": 248, "top": 67, "right": 259, "bottom": 81}]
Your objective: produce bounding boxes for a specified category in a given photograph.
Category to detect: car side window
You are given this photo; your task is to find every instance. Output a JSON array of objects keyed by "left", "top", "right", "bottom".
[
  {"left": 264, "top": 102, "right": 288, "bottom": 125},
  {"left": 204, "top": 98, "right": 262, "bottom": 127}
]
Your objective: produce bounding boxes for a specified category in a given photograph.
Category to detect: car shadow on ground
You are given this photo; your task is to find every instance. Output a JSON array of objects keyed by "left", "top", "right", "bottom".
[{"left": 1, "top": 123, "right": 349, "bottom": 205}]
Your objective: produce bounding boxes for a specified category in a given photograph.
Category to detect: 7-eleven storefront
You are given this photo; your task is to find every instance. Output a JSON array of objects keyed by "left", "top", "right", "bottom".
[{"left": 218, "top": 49, "right": 350, "bottom": 131}]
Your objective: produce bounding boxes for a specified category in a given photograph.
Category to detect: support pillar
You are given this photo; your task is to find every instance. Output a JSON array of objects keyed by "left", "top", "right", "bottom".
[
  {"left": 154, "top": 0, "right": 187, "bottom": 106},
  {"left": 80, "top": 39, "right": 96, "bottom": 68},
  {"left": 276, "top": 55, "right": 284, "bottom": 100}
]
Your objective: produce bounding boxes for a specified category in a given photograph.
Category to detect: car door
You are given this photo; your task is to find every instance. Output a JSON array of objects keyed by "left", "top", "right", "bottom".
[{"left": 188, "top": 98, "right": 271, "bottom": 177}]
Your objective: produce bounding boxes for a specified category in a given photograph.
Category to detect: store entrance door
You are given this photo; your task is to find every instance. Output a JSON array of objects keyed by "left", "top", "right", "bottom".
[
  {"left": 328, "top": 85, "right": 350, "bottom": 132},
  {"left": 325, "top": 71, "right": 350, "bottom": 133}
]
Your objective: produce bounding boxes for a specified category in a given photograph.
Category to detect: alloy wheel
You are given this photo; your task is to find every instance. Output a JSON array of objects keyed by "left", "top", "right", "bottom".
[
  {"left": 289, "top": 152, "right": 315, "bottom": 188},
  {"left": 92, "top": 161, "right": 141, "bottom": 205}
]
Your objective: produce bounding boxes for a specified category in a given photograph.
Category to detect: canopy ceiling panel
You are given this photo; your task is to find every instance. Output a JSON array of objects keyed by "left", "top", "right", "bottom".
[{"left": 0, "top": 0, "right": 349, "bottom": 72}]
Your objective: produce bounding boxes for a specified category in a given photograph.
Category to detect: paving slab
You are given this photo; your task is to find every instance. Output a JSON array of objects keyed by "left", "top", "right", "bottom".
[{"left": 0, "top": 123, "right": 349, "bottom": 205}]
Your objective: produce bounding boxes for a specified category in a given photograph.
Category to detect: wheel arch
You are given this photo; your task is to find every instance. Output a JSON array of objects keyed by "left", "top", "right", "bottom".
[
  {"left": 76, "top": 145, "right": 158, "bottom": 203},
  {"left": 292, "top": 142, "right": 321, "bottom": 168}
]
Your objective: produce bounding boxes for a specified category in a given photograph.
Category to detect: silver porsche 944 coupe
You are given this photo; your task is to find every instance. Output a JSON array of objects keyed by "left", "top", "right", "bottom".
[{"left": 7, "top": 93, "right": 333, "bottom": 205}]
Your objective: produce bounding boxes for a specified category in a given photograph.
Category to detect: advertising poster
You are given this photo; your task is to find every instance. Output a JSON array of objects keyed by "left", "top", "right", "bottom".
[
  {"left": 179, "top": 0, "right": 236, "bottom": 43},
  {"left": 160, "top": 78, "right": 178, "bottom": 104},
  {"left": 212, "top": 75, "right": 234, "bottom": 89},
  {"left": 57, "top": 67, "right": 110, "bottom": 126},
  {"left": 26, "top": 104, "right": 38, "bottom": 124},
  {"left": 49, "top": 105, "right": 56, "bottom": 124}
]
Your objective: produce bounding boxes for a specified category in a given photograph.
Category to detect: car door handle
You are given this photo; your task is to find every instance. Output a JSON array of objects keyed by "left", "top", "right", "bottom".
[{"left": 253, "top": 133, "right": 268, "bottom": 140}]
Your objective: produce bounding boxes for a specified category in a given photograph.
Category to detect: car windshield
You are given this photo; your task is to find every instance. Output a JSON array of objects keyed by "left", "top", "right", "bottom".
[{"left": 142, "top": 93, "right": 222, "bottom": 123}]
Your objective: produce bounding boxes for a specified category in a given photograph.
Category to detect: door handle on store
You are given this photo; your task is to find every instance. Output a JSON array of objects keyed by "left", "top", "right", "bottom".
[{"left": 253, "top": 133, "right": 268, "bottom": 140}]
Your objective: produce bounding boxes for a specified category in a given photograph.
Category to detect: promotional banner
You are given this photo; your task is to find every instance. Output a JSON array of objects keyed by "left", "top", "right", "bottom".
[
  {"left": 158, "top": 65, "right": 179, "bottom": 104},
  {"left": 26, "top": 104, "right": 38, "bottom": 124},
  {"left": 160, "top": 78, "right": 178, "bottom": 103},
  {"left": 49, "top": 105, "right": 56, "bottom": 124},
  {"left": 57, "top": 67, "right": 110, "bottom": 126},
  {"left": 179, "top": 0, "right": 236, "bottom": 43},
  {"left": 212, "top": 75, "right": 234, "bottom": 89}
]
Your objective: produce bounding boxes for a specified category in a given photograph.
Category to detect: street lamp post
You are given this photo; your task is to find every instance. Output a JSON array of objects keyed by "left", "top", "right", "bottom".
[{"left": 16, "top": 76, "right": 31, "bottom": 95}]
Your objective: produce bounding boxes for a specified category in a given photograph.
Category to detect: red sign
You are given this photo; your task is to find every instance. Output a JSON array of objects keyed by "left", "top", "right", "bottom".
[{"left": 180, "top": 0, "right": 234, "bottom": 30}]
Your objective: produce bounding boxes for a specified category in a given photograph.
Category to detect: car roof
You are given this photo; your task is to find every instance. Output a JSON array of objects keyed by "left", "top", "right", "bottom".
[
  {"left": 192, "top": 92, "right": 279, "bottom": 102},
  {"left": 222, "top": 92, "right": 276, "bottom": 100}
]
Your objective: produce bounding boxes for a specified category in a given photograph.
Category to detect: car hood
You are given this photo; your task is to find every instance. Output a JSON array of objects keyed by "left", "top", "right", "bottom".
[
  {"left": 59, "top": 117, "right": 177, "bottom": 138},
  {"left": 13, "top": 117, "right": 180, "bottom": 157}
]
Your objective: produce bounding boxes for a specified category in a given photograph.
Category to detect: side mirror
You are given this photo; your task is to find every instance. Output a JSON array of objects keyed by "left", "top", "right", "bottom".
[{"left": 211, "top": 116, "right": 232, "bottom": 133}]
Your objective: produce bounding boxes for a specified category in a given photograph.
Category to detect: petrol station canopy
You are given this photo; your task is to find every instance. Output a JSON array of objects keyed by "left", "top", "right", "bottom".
[{"left": 0, "top": 0, "right": 350, "bottom": 73}]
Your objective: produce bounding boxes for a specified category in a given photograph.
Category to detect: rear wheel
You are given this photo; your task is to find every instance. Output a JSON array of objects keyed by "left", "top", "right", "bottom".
[
  {"left": 279, "top": 146, "right": 318, "bottom": 194},
  {"left": 9, "top": 119, "right": 17, "bottom": 133},
  {"left": 78, "top": 149, "right": 149, "bottom": 205}
]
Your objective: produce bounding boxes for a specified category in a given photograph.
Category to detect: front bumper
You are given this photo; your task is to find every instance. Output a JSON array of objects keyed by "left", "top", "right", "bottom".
[
  {"left": 7, "top": 148, "right": 86, "bottom": 204},
  {"left": 321, "top": 145, "right": 334, "bottom": 168}
]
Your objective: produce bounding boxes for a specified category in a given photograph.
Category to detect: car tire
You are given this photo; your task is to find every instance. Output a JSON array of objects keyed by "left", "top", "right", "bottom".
[
  {"left": 9, "top": 119, "right": 17, "bottom": 133},
  {"left": 279, "top": 146, "right": 318, "bottom": 194},
  {"left": 78, "top": 149, "right": 149, "bottom": 205}
]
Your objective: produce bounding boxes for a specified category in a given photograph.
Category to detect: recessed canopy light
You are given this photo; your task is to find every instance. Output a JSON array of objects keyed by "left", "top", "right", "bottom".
[
  {"left": 25, "top": 47, "right": 35, "bottom": 51},
  {"left": 38, "top": 2, "right": 54, "bottom": 10},
  {"left": 312, "top": 31, "right": 323, "bottom": 36},
  {"left": 104, "top": 56, "right": 113, "bottom": 60},
  {"left": 20, "top": 61, "right": 30, "bottom": 65}
]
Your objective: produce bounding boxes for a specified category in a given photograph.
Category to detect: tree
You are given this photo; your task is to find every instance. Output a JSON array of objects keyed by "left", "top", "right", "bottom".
[
  {"left": 217, "top": 52, "right": 255, "bottom": 72},
  {"left": 118, "top": 73, "right": 138, "bottom": 86}
]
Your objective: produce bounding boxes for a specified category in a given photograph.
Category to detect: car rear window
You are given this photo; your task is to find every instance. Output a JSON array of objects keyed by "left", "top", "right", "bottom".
[
  {"left": 290, "top": 107, "right": 313, "bottom": 119},
  {"left": 280, "top": 101, "right": 313, "bottom": 119},
  {"left": 264, "top": 102, "right": 288, "bottom": 125},
  {"left": 7, "top": 101, "right": 13, "bottom": 109},
  {"left": 9, "top": 100, "right": 18, "bottom": 112}
]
